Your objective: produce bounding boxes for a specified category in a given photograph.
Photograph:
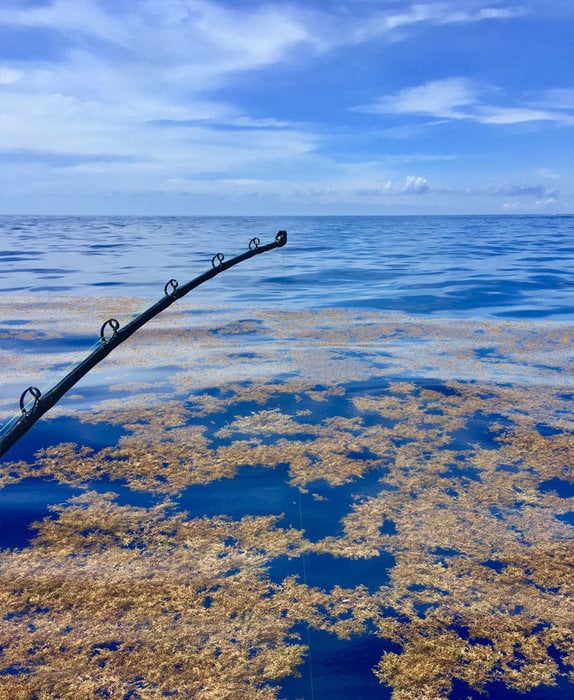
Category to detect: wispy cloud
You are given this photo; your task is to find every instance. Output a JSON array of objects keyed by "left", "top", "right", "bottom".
[
  {"left": 356, "top": 78, "right": 477, "bottom": 119},
  {"left": 356, "top": 77, "right": 574, "bottom": 125},
  {"left": 486, "top": 183, "right": 557, "bottom": 197},
  {"left": 476, "top": 106, "right": 568, "bottom": 124},
  {"left": 0, "top": 66, "right": 23, "bottom": 85},
  {"left": 0, "top": 0, "right": 315, "bottom": 74},
  {"left": 343, "top": 1, "right": 528, "bottom": 46},
  {"left": 351, "top": 178, "right": 559, "bottom": 201},
  {"left": 354, "top": 175, "right": 431, "bottom": 197},
  {"left": 533, "top": 89, "right": 574, "bottom": 110},
  {"left": 0, "top": 0, "right": 322, "bottom": 190}
]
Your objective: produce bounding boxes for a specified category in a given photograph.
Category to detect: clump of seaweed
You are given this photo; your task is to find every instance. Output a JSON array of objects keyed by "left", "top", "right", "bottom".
[{"left": 1, "top": 492, "right": 369, "bottom": 698}]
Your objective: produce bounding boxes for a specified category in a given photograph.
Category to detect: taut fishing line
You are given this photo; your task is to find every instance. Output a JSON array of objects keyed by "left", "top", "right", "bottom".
[{"left": 278, "top": 241, "right": 316, "bottom": 700}]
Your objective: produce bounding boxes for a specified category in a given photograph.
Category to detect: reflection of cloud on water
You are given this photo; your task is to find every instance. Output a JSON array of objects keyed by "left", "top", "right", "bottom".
[{"left": 0, "top": 299, "right": 573, "bottom": 698}]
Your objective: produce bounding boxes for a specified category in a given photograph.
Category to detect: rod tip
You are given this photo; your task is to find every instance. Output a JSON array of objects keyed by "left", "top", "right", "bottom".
[{"left": 275, "top": 230, "right": 287, "bottom": 247}]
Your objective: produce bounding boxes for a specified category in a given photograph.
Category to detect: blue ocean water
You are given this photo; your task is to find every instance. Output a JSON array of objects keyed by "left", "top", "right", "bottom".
[
  {"left": 1, "top": 215, "right": 574, "bottom": 699},
  {"left": 1, "top": 214, "right": 573, "bottom": 318}
]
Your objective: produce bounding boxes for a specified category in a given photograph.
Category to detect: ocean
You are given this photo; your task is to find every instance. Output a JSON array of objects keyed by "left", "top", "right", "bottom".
[
  {"left": 0, "top": 215, "right": 573, "bottom": 699},
  {"left": 1, "top": 214, "right": 574, "bottom": 316}
]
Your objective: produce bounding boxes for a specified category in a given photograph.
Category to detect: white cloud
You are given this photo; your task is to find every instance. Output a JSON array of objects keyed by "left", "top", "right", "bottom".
[
  {"left": 535, "top": 197, "right": 558, "bottom": 206},
  {"left": 0, "top": 1, "right": 325, "bottom": 212},
  {"left": 534, "top": 89, "right": 574, "bottom": 110},
  {"left": 400, "top": 175, "right": 431, "bottom": 193},
  {"left": 354, "top": 175, "right": 432, "bottom": 197},
  {"left": 0, "top": 0, "right": 136, "bottom": 53},
  {"left": 477, "top": 106, "right": 567, "bottom": 124},
  {"left": 349, "top": 4, "right": 439, "bottom": 41},
  {"left": 536, "top": 167, "right": 560, "bottom": 180},
  {"left": 487, "top": 183, "right": 557, "bottom": 197},
  {"left": 474, "top": 7, "right": 526, "bottom": 20},
  {"left": 356, "top": 77, "right": 574, "bottom": 126},
  {"left": 0, "top": 67, "right": 23, "bottom": 85},
  {"left": 357, "top": 78, "right": 477, "bottom": 119},
  {"left": 344, "top": 1, "right": 528, "bottom": 45},
  {"left": 0, "top": 0, "right": 314, "bottom": 78},
  {"left": 0, "top": 0, "right": 318, "bottom": 160},
  {"left": 0, "top": 0, "right": 320, "bottom": 179},
  {"left": 433, "top": 5, "right": 527, "bottom": 25}
]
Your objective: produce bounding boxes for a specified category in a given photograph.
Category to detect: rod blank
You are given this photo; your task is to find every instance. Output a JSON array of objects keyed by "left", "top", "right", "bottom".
[{"left": 0, "top": 231, "right": 287, "bottom": 458}]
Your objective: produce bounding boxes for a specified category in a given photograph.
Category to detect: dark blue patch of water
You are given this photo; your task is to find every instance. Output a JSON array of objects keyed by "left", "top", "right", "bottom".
[
  {"left": 557, "top": 511, "right": 574, "bottom": 527},
  {"left": 0, "top": 479, "right": 82, "bottom": 549},
  {"left": 481, "top": 559, "right": 507, "bottom": 573},
  {"left": 414, "top": 601, "right": 440, "bottom": 617},
  {"left": 418, "top": 380, "right": 462, "bottom": 397},
  {"left": 180, "top": 463, "right": 300, "bottom": 524},
  {"left": 0, "top": 663, "right": 30, "bottom": 677},
  {"left": 496, "top": 463, "right": 519, "bottom": 473},
  {"left": 1, "top": 415, "right": 127, "bottom": 463},
  {"left": 0, "top": 475, "right": 160, "bottom": 550},
  {"left": 298, "top": 473, "right": 392, "bottom": 542},
  {"left": 43, "top": 334, "right": 99, "bottom": 353},
  {"left": 30, "top": 286, "right": 75, "bottom": 293},
  {"left": 473, "top": 346, "right": 504, "bottom": 360},
  {"left": 539, "top": 478, "right": 574, "bottom": 498},
  {"left": 441, "top": 464, "right": 482, "bottom": 483},
  {"left": 0, "top": 256, "right": 42, "bottom": 264},
  {"left": 267, "top": 550, "right": 394, "bottom": 592},
  {"left": 278, "top": 628, "right": 396, "bottom": 700},
  {"left": 536, "top": 423, "right": 565, "bottom": 437},
  {"left": 0, "top": 285, "right": 29, "bottom": 293},
  {"left": 431, "top": 546, "right": 461, "bottom": 559},
  {"left": 450, "top": 412, "right": 512, "bottom": 451},
  {"left": 179, "top": 462, "right": 390, "bottom": 543},
  {"left": 90, "top": 281, "right": 124, "bottom": 287},
  {"left": 495, "top": 305, "right": 574, "bottom": 319}
]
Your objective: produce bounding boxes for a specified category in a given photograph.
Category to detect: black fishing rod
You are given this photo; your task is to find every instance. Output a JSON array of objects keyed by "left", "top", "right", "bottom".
[{"left": 0, "top": 231, "right": 287, "bottom": 459}]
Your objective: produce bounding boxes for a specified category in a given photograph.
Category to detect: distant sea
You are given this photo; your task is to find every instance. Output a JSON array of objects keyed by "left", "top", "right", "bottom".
[
  {"left": 1, "top": 215, "right": 573, "bottom": 700},
  {"left": 1, "top": 214, "right": 573, "bottom": 318}
]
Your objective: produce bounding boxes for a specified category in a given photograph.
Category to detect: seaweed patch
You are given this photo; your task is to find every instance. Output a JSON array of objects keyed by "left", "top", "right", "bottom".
[{"left": 1, "top": 301, "right": 573, "bottom": 697}]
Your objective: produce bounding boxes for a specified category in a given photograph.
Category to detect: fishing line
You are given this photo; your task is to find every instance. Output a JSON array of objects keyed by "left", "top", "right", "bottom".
[{"left": 278, "top": 242, "right": 316, "bottom": 700}]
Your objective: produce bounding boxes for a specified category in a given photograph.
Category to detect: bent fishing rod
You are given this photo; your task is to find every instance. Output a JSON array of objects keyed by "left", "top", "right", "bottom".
[{"left": 0, "top": 231, "right": 287, "bottom": 459}]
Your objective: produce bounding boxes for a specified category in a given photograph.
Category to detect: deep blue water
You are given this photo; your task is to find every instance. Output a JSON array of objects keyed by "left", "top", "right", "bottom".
[{"left": 1, "top": 214, "right": 573, "bottom": 318}]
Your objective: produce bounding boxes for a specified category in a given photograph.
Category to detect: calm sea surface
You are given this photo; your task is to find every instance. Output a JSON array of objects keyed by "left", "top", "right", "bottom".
[
  {"left": 1, "top": 214, "right": 573, "bottom": 318},
  {"left": 1, "top": 215, "right": 573, "bottom": 700}
]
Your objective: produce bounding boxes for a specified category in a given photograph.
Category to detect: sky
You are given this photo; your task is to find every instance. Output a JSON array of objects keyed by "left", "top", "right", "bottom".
[{"left": 0, "top": 0, "right": 573, "bottom": 215}]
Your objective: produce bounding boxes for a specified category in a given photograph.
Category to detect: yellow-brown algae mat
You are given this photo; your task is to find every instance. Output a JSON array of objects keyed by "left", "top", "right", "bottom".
[{"left": 0, "top": 297, "right": 573, "bottom": 698}]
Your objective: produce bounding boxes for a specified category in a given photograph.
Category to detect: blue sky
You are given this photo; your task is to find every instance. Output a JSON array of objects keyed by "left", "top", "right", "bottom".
[{"left": 1, "top": 0, "right": 573, "bottom": 215}]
